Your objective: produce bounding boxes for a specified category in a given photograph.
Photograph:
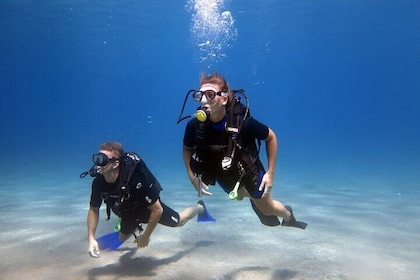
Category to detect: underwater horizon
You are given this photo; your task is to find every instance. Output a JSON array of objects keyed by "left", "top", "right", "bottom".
[{"left": 0, "top": 1, "right": 419, "bottom": 279}]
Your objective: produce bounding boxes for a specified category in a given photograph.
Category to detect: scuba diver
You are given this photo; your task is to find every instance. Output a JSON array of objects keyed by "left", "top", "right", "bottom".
[
  {"left": 177, "top": 72, "right": 307, "bottom": 229},
  {"left": 82, "top": 142, "right": 213, "bottom": 258}
]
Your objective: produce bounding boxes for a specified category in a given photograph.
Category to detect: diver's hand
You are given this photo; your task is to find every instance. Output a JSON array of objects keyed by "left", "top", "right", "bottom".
[
  {"left": 259, "top": 172, "right": 274, "bottom": 198},
  {"left": 201, "top": 184, "right": 213, "bottom": 196},
  {"left": 192, "top": 179, "right": 213, "bottom": 196},
  {"left": 134, "top": 234, "right": 150, "bottom": 248},
  {"left": 88, "top": 239, "right": 100, "bottom": 258}
]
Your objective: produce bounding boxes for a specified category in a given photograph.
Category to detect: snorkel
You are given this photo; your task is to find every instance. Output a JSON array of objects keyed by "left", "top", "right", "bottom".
[
  {"left": 177, "top": 89, "right": 208, "bottom": 124},
  {"left": 79, "top": 152, "right": 120, "bottom": 179},
  {"left": 80, "top": 164, "right": 98, "bottom": 178}
]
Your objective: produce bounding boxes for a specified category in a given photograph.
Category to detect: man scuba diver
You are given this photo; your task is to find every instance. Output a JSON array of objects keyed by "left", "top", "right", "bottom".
[
  {"left": 178, "top": 72, "right": 307, "bottom": 229},
  {"left": 84, "top": 142, "right": 212, "bottom": 258}
]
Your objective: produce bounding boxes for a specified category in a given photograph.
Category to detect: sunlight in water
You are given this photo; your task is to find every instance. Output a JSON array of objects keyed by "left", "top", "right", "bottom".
[{"left": 186, "top": 0, "right": 237, "bottom": 66}]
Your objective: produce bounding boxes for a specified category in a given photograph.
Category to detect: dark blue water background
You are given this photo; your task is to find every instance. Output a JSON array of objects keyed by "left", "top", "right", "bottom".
[
  {"left": 1, "top": 2, "right": 419, "bottom": 279},
  {"left": 1, "top": 0, "right": 419, "bottom": 189}
]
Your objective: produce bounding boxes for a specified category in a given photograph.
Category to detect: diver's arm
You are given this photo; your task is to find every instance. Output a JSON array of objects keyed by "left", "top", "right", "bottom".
[
  {"left": 265, "top": 128, "right": 278, "bottom": 175},
  {"left": 183, "top": 145, "right": 197, "bottom": 186},
  {"left": 259, "top": 128, "right": 278, "bottom": 196},
  {"left": 87, "top": 206, "right": 100, "bottom": 257},
  {"left": 183, "top": 144, "right": 212, "bottom": 195},
  {"left": 135, "top": 199, "right": 163, "bottom": 248}
]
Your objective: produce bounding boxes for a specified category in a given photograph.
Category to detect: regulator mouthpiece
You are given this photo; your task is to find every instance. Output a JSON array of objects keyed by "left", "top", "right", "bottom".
[{"left": 196, "top": 109, "right": 207, "bottom": 122}]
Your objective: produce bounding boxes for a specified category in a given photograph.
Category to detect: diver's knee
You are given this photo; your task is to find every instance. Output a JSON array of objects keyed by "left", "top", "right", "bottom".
[
  {"left": 118, "top": 232, "right": 131, "bottom": 242},
  {"left": 177, "top": 218, "right": 187, "bottom": 227}
]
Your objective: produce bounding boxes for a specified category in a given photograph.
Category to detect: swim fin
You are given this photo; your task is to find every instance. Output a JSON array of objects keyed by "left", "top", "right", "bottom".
[
  {"left": 97, "top": 231, "right": 124, "bottom": 250},
  {"left": 197, "top": 200, "right": 216, "bottom": 222},
  {"left": 281, "top": 206, "right": 307, "bottom": 230},
  {"left": 250, "top": 199, "right": 281, "bottom": 226}
]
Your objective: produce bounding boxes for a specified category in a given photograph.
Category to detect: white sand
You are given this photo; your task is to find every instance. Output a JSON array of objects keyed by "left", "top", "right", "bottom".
[{"left": 0, "top": 176, "right": 418, "bottom": 279}]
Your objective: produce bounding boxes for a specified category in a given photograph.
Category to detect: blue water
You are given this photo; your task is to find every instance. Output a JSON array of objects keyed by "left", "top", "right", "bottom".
[{"left": 1, "top": 1, "right": 419, "bottom": 279}]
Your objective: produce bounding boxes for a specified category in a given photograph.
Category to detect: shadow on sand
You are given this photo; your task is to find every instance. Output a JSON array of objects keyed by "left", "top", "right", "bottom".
[
  {"left": 220, "top": 266, "right": 297, "bottom": 280},
  {"left": 88, "top": 240, "right": 213, "bottom": 279},
  {"left": 88, "top": 239, "right": 298, "bottom": 280}
]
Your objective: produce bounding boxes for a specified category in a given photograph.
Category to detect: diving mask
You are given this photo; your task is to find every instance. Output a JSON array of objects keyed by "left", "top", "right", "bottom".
[
  {"left": 92, "top": 152, "right": 118, "bottom": 166},
  {"left": 192, "top": 90, "right": 228, "bottom": 102}
]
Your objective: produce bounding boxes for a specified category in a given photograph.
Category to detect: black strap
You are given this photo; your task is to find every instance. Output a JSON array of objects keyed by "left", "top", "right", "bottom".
[
  {"left": 225, "top": 97, "right": 238, "bottom": 163},
  {"left": 106, "top": 204, "right": 111, "bottom": 221},
  {"left": 104, "top": 152, "right": 140, "bottom": 221},
  {"left": 225, "top": 95, "right": 248, "bottom": 166}
]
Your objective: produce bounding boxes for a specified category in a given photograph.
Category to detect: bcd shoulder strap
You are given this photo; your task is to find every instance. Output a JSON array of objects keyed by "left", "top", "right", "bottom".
[
  {"left": 105, "top": 151, "right": 141, "bottom": 220},
  {"left": 119, "top": 152, "right": 141, "bottom": 188},
  {"left": 224, "top": 93, "right": 250, "bottom": 170}
]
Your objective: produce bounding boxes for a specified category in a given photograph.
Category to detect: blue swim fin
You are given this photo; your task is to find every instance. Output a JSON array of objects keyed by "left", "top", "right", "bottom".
[
  {"left": 97, "top": 231, "right": 124, "bottom": 250},
  {"left": 197, "top": 200, "right": 216, "bottom": 222}
]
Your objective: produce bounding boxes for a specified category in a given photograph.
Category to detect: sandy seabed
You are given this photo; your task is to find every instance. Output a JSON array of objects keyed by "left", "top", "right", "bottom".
[{"left": 1, "top": 176, "right": 419, "bottom": 280}]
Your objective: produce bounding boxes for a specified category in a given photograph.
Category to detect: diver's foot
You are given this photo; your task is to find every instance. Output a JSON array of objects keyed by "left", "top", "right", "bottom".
[
  {"left": 197, "top": 200, "right": 205, "bottom": 214},
  {"left": 197, "top": 200, "right": 216, "bottom": 222},
  {"left": 281, "top": 205, "right": 307, "bottom": 230},
  {"left": 282, "top": 205, "right": 296, "bottom": 225}
]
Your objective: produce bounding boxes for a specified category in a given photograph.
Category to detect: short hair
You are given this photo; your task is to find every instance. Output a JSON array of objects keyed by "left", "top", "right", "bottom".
[{"left": 99, "top": 142, "right": 124, "bottom": 158}]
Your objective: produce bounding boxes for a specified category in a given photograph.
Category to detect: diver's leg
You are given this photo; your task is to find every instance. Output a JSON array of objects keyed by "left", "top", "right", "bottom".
[
  {"left": 237, "top": 187, "right": 250, "bottom": 200},
  {"left": 118, "top": 216, "right": 139, "bottom": 241},
  {"left": 118, "top": 232, "right": 132, "bottom": 242},
  {"left": 251, "top": 195, "right": 307, "bottom": 229},
  {"left": 251, "top": 194, "right": 291, "bottom": 220},
  {"left": 178, "top": 203, "right": 204, "bottom": 226}
]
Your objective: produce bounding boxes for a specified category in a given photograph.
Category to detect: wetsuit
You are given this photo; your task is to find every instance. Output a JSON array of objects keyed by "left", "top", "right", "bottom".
[
  {"left": 184, "top": 115, "right": 269, "bottom": 198},
  {"left": 89, "top": 159, "right": 180, "bottom": 235}
]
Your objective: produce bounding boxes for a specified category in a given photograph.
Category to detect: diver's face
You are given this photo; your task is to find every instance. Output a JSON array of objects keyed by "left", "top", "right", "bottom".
[
  {"left": 199, "top": 84, "right": 228, "bottom": 117},
  {"left": 96, "top": 150, "right": 119, "bottom": 175}
]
